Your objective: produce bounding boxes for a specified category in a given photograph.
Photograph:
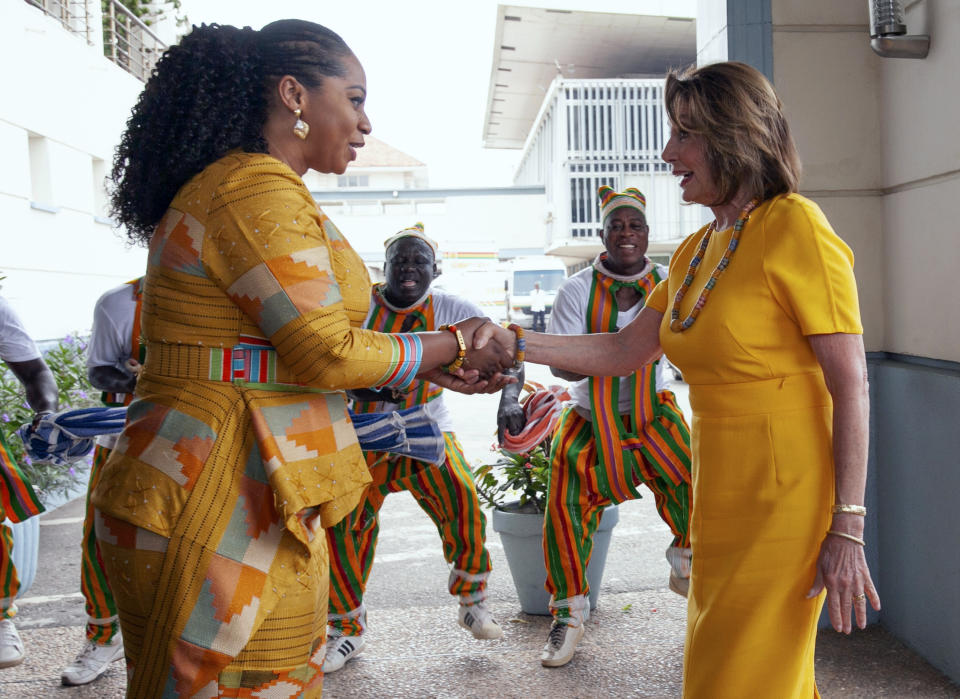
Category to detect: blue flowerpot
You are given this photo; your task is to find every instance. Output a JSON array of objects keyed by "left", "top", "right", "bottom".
[
  {"left": 492, "top": 504, "right": 619, "bottom": 615},
  {"left": 5, "top": 516, "right": 40, "bottom": 598}
]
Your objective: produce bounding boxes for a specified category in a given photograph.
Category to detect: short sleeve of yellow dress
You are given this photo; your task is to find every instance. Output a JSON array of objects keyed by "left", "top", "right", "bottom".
[
  {"left": 90, "top": 153, "right": 424, "bottom": 696},
  {"left": 644, "top": 278, "right": 669, "bottom": 314},
  {"left": 657, "top": 194, "right": 862, "bottom": 699}
]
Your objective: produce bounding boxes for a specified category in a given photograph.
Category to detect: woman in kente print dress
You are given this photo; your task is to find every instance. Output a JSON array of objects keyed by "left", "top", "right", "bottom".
[{"left": 91, "top": 20, "right": 512, "bottom": 697}]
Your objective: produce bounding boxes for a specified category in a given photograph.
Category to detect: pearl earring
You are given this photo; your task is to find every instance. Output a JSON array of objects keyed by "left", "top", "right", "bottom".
[{"left": 293, "top": 108, "right": 310, "bottom": 140}]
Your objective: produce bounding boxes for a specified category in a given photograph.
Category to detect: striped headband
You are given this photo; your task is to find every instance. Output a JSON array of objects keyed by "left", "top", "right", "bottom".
[
  {"left": 383, "top": 222, "right": 438, "bottom": 255},
  {"left": 598, "top": 185, "right": 646, "bottom": 222}
]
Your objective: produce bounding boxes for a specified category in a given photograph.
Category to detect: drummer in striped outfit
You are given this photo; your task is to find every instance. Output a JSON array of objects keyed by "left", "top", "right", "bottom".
[
  {"left": 322, "top": 224, "right": 505, "bottom": 673},
  {"left": 58, "top": 279, "right": 144, "bottom": 685},
  {"left": 0, "top": 295, "right": 58, "bottom": 670},
  {"left": 538, "top": 187, "right": 693, "bottom": 667}
]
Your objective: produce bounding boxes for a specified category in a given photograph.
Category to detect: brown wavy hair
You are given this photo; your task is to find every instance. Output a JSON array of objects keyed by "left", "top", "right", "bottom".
[{"left": 664, "top": 61, "right": 801, "bottom": 207}]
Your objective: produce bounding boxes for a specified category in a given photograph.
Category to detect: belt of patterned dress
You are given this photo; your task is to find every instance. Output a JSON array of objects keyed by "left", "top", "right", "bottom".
[{"left": 144, "top": 337, "right": 329, "bottom": 392}]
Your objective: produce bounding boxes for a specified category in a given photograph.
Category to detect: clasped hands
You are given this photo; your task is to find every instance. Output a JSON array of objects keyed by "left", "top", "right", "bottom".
[{"left": 421, "top": 317, "right": 519, "bottom": 395}]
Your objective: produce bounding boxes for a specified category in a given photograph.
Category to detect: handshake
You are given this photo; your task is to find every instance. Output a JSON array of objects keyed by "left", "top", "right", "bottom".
[
  {"left": 448, "top": 318, "right": 522, "bottom": 382},
  {"left": 347, "top": 317, "right": 525, "bottom": 405},
  {"left": 420, "top": 317, "right": 524, "bottom": 397}
]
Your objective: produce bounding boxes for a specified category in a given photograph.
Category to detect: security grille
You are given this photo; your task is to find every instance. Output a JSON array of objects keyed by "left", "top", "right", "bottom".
[{"left": 516, "top": 78, "right": 702, "bottom": 251}]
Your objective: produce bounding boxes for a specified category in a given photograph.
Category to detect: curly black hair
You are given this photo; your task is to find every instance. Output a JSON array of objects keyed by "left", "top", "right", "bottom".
[{"left": 109, "top": 20, "right": 353, "bottom": 245}]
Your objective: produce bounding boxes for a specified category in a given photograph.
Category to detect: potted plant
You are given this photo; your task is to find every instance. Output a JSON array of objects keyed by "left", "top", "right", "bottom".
[{"left": 474, "top": 442, "right": 619, "bottom": 616}]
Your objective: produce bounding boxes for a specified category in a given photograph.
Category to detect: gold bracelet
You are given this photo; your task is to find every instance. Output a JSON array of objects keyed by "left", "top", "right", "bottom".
[
  {"left": 827, "top": 530, "right": 866, "bottom": 546},
  {"left": 832, "top": 503, "right": 867, "bottom": 516},
  {"left": 438, "top": 324, "right": 466, "bottom": 373}
]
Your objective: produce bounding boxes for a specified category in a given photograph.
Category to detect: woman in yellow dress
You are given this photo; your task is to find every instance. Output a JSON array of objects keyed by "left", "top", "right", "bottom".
[
  {"left": 477, "top": 61, "right": 880, "bottom": 697},
  {"left": 91, "top": 20, "right": 511, "bottom": 697}
]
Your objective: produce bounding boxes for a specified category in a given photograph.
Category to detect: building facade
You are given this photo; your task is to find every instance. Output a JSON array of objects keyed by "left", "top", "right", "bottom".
[
  {"left": 1, "top": 1, "right": 167, "bottom": 341},
  {"left": 513, "top": 77, "right": 705, "bottom": 265},
  {"left": 482, "top": 4, "right": 699, "bottom": 269},
  {"left": 304, "top": 137, "right": 545, "bottom": 318},
  {"left": 303, "top": 135, "right": 430, "bottom": 192}
]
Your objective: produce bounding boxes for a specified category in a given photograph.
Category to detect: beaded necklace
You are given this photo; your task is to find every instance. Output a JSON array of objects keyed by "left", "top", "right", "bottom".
[{"left": 669, "top": 199, "right": 758, "bottom": 332}]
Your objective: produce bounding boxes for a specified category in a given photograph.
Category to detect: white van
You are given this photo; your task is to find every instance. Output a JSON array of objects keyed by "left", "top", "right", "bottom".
[{"left": 504, "top": 256, "right": 567, "bottom": 329}]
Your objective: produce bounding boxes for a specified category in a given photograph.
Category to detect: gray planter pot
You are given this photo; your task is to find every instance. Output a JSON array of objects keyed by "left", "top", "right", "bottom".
[
  {"left": 492, "top": 504, "right": 619, "bottom": 615},
  {"left": 5, "top": 515, "right": 40, "bottom": 598}
]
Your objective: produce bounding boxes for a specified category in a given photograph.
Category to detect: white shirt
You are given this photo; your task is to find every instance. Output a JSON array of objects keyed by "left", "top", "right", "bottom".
[
  {"left": 548, "top": 257, "right": 670, "bottom": 415},
  {"left": 0, "top": 297, "right": 41, "bottom": 363},
  {"left": 363, "top": 288, "right": 484, "bottom": 433},
  {"left": 529, "top": 288, "right": 547, "bottom": 313},
  {"left": 86, "top": 282, "right": 140, "bottom": 447}
]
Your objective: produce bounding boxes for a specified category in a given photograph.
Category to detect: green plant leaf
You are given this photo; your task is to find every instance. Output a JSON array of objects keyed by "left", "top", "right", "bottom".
[
  {"left": 1, "top": 333, "right": 99, "bottom": 506},
  {"left": 472, "top": 443, "right": 551, "bottom": 514}
]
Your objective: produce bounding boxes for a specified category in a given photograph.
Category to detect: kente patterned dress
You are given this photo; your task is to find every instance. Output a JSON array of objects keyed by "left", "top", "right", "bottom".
[
  {"left": 327, "top": 286, "right": 493, "bottom": 637},
  {"left": 645, "top": 194, "right": 862, "bottom": 698},
  {"left": 545, "top": 255, "right": 691, "bottom": 624},
  {"left": 90, "top": 152, "right": 423, "bottom": 698}
]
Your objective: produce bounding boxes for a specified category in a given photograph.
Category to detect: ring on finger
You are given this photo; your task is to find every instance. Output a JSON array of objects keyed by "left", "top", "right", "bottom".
[{"left": 853, "top": 593, "right": 866, "bottom": 602}]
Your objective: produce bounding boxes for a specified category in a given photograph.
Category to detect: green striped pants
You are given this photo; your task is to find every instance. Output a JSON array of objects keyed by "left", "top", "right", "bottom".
[
  {"left": 326, "top": 432, "right": 492, "bottom": 636},
  {"left": 545, "top": 399, "right": 691, "bottom": 624},
  {"left": 80, "top": 445, "right": 120, "bottom": 643}
]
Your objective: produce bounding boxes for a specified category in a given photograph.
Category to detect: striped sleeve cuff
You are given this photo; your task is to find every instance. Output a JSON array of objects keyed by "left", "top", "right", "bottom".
[{"left": 375, "top": 333, "right": 423, "bottom": 390}]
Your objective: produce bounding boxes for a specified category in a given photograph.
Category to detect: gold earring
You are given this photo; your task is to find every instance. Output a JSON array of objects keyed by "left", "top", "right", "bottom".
[{"left": 293, "top": 108, "right": 310, "bottom": 140}]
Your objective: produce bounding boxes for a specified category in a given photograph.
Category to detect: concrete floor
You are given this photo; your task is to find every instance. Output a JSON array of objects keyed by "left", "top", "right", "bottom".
[{"left": 2, "top": 366, "right": 958, "bottom": 697}]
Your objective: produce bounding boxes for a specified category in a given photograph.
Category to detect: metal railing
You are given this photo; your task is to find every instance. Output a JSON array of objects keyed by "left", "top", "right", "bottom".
[
  {"left": 25, "top": 0, "right": 167, "bottom": 82},
  {"left": 102, "top": 0, "right": 166, "bottom": 82},
  {"left": 25, "top": 0, "right": 93, "bottom": 44}
]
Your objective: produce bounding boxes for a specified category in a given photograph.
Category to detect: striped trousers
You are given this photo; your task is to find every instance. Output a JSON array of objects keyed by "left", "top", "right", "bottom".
[
  {"left": 80, "top": 445, "right": 119, "bottom": 643},
  {"left": 545, "top": 394, "right": 691, "bottom": 622},
  {"left": 0, "top": 522, "right": 18, "bottom": 618},
  {"left": 1, "top": 428, "right": 44, "bottom": 618},
  {"left": 327, "top": 432, "right": 492, "bottom": 636}
]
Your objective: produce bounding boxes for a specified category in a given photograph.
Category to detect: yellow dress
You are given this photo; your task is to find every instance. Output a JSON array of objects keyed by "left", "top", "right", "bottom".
[
  {"left": 645, "top": 194, "right": 862, "bottom": 698},
  {"left": 91, "top": 152, "right": 422, "bottom": 697}
]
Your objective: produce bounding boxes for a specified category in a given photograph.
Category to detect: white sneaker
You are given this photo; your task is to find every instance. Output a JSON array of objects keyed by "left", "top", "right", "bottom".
[
  {"left": 321, "top": 634, "right": 364, "bottom": 673},
  {"left": 0, "top": 619, "right": 24, "bottom": 669},
  {"left": 61, "top": 637, "right": 124, "bottom": 685},
  {"left": 457, "top": 602, "right": 503, "bottom": 640},
  {"left": 540, "top": 620, "right": 585, "bottom": 667},
  {"left": 666, "top": 546, "right": 692, "bottom": 598}
]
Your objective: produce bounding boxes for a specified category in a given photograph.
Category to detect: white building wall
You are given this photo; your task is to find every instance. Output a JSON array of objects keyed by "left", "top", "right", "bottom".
[
  {"left": 768, "top": 0, "right": 885, "bottom": 352},
  {"left": 877, "top": 0, "right": 960, "bottom": 363},
  {"left": 305, "top": 168, "right": 429, "bottom": 191},
  {"left": 771, "top": 0, "right": 959, "bottom": 362},
  {"left": 312, "top": 192, "right": 546, "bottom": 257},
  {"left": 1, "top": 2, "right": 148, "bottom": 342},
  {"left": 765, "top": 0, "right": 960, "bottom": 683},
  {"left": 871, "top": 3, "right": 960, "bottom": 679},
  {"left": 695, "top": 0, "right": 730, "bottom": 65}
]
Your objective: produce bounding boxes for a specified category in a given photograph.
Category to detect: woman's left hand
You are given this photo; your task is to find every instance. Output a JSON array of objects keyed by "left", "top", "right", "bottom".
[
  {"left": 420, "top": 367, "right": 516, "bottom": 395},
  {"left": 807, "top": 533, "right": 881, "bottom": 634}
]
